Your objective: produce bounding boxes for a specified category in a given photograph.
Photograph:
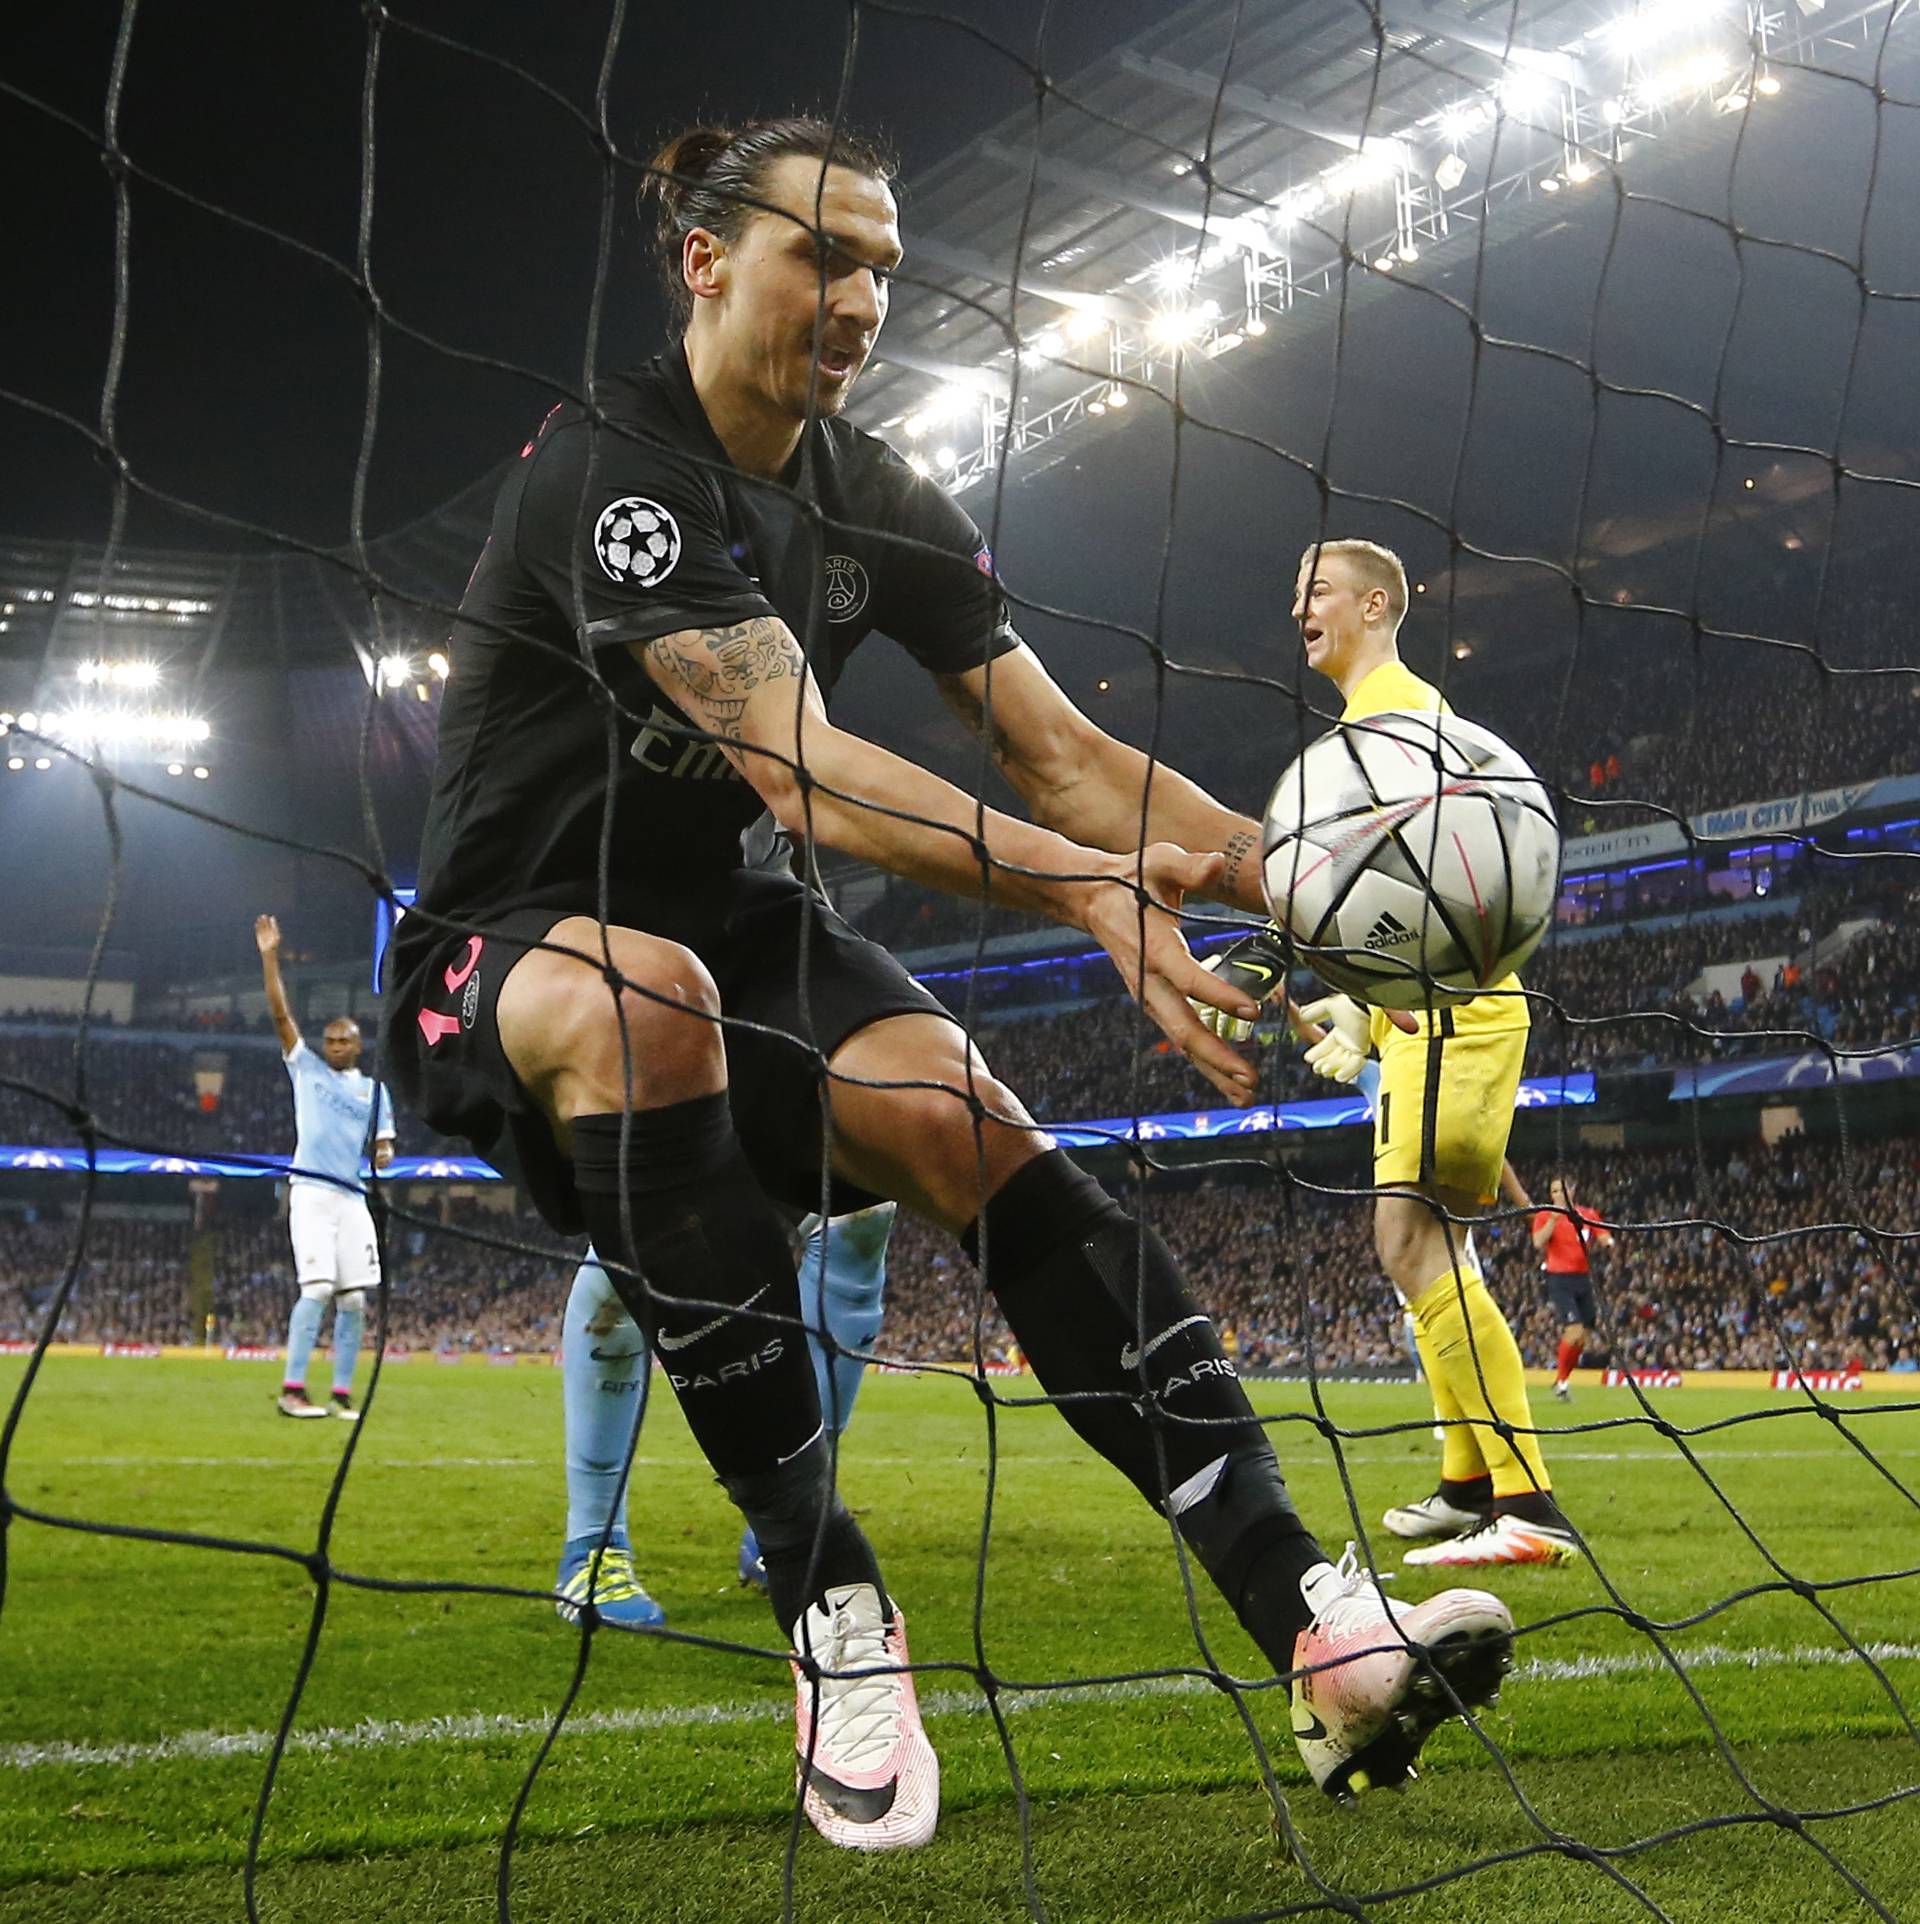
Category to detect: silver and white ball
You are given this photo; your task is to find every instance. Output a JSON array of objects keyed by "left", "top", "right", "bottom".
[{"left": 1260, "top": 708, "right": 1559, "bottom": 1010}]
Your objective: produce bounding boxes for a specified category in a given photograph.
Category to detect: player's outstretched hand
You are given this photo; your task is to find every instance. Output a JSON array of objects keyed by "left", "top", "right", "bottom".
[
  {"left": 253, "top": 914, "right": 281, "bottom": 957},
  {"left": 1297, "top": 994, "right": 1369, "bottom": 1084},
  {"left": 1191, "top": 926, "right": 1291, "bottom": 1042},
  {"left": 1083, "top": 846, "right": 1260, "bottom": 1107}
]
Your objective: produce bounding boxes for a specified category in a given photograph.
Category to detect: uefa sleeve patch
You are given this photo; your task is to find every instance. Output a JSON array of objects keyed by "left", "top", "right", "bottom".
[{"left": 593, "top": 496, "right": 682, "bottom": 587}]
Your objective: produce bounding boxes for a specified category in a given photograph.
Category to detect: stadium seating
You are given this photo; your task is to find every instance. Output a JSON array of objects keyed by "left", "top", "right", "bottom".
[
  {"left": 5, "top": 882, "right": 1914, "bottom": 1152},
  {"left": 8, "top": 1134, "right": 1915, "bottom": 1377}
]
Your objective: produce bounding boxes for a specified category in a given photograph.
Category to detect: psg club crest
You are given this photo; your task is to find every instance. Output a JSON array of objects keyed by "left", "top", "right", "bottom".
[
  {"left": 593, "top": 496, "right": 682, "bottom": 587},
  {"left": 824, "top": 553, "right": 870, "bottom": 623}
]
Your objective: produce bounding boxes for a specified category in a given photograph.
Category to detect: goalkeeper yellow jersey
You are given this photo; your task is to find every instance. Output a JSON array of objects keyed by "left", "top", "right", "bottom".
[{"left": 1339, "top": 658, "right": 1529, "bottom": 1049}]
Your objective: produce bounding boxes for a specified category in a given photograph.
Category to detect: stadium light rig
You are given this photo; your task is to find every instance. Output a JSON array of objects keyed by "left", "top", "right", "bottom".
[
  {"left": 40, "top": 708, "right": 212, "bottom": 751},
  {"left": 75, "top": 659, "right": 162, "bottom": 690},
  {"left": 3, "top": 701, "right": 212, "bottom": 774},
  {"left": 885, "top": 0, "right": 1811, "bottom": 497}
]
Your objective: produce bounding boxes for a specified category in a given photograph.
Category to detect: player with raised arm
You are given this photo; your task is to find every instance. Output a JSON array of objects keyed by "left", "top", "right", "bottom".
[
  {"left": 256, "top": 914, "right": 394, "bottom": 1420},
  {"left": 383, "top": 118, "right": 1519, "bottom": 1844},
  {"left": 1527, "top": 1174, "right": 1611, "bottom": 1401},
  {"left": 1201, "top": 542, "right": 1579, "bottom": 1568}
]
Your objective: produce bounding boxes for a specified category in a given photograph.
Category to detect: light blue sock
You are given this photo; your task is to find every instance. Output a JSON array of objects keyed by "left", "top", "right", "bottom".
[
  {"left": 330, "top": 1295, "right": 365, "bottom": 1396},
  {"left": 562, "top": 1253, "right": 647, "bottom": 1548},
  {"left": 283, "top": 1292, "right": 324, "bottom": 1389},
  {"left": 799, "top": 1202, "right": 895, "bottom": 1439}
]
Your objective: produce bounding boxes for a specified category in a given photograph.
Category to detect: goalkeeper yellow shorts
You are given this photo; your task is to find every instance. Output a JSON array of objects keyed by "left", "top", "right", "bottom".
[{"left": 1372, "top": 1014, "right": 1528, "bottom": 1202}]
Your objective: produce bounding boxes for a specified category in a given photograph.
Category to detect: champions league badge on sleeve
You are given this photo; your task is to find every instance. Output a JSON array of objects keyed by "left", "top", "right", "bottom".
[{"left": 593, "top": 497, "right": 682, "bottom": 587}]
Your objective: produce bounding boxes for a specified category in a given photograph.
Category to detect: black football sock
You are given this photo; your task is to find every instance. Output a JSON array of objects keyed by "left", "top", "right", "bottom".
[
  {"left": 572, "top": 1097, "right": 884, "bottom": 1627},
  {"left": 965, "top": 1149, "right": 1326, "bottom": 1668},
  {"left": 721, "top": 1427, "right": 887, "bottom": 1633},
  {"left": 1440, "top": 1474, "right": 1494, "bottom": 1511},
  {"left": 1492, "top": 1488, "right": 1571, "bottom": 1529}
]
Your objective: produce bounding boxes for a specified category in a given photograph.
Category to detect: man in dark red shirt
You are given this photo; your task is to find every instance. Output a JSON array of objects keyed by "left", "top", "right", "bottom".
[{"left": 1531, "top": 1177, "right": 1613, "bottom": 1400}]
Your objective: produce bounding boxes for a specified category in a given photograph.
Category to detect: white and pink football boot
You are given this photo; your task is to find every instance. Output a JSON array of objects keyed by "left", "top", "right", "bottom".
[
  {"left": 791, "top": 1582, "right": 939, "bottom": 1850},
  {"left": 1291, "top": 1546, "right": 1514, "bottom": 1802}
]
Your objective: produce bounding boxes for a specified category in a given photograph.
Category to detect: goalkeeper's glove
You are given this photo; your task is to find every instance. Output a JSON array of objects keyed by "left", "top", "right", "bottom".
[
  {"left": 1191, "top": 926, "right": 1291, "bottom": 1042},
  {"left": 1297, "top": 993, "right": 1370, "bottom": 1084}
]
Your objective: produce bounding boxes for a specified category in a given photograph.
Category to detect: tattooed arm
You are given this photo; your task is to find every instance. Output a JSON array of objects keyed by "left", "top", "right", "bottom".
[
  {"left": 629, "top": 617, "right": 1262, "bottom": 1103},
  {"left": 935, "top": 645, "right": 1268, "bottom": 914}
]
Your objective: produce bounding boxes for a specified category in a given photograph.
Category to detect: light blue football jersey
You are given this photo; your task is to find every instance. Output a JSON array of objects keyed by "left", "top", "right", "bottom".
[{"left": 285, "top": 1040, "right": 394, "bottom": 1190}]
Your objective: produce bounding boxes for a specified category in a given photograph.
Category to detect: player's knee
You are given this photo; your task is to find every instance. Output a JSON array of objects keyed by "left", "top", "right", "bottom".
[
  {"left": 1373, "top": 1197, "right": 1430, "bottom": 1287},
  {"left": 334, "top": 1289, "right": 367, "bottom": 1315},
  {"left": 831, "top": 1200, "right": 897, "bottom": 1269},
  {"left": 909, "top": 1075, "right": 1047, "bottom": 1221},
  {"left": 1375, "top": 1186, "right": 1476, "bottom": 1293},
  {"left": 299, "top": 1280, "right": 334, "bottom": 1303},
  {"left": 1565, "top": 1320, "right": 1588, "bottom": 1346},
  {"left": 575, "top": 1265, "right": 636, "bottom": 1341},
  {"left": 553, "top": 930, "right": 723, "bottom": 1109}
]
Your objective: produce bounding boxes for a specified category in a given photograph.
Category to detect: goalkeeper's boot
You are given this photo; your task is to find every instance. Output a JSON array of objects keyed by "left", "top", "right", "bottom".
[
  {"left": 554, "top": 1536, "right": 666, "bottom": 1630},
  {"left": 739, "top": 1524, "right": 770, "bottom": 1594},
  {"left": 792, "top": 1582, "right": 938, "bottom": 1850},
  {"left": 1403, "top": 1512, "right": 1581, "bottom": 1569},
  {"left": 276, "top": 1386, "right": 328, "bottom": 1420},
  {"left": 1382, "top": 1490, "right": 1488, "bottom": 1542},
  {"left": 1292, "top": 1546, "right": 1513, "bottom": 1803}
]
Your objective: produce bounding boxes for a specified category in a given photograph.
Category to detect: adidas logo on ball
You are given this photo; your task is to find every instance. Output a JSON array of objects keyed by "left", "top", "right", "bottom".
[{"left": 1364, "top": 910, "right": 1417, "bottom": 951}]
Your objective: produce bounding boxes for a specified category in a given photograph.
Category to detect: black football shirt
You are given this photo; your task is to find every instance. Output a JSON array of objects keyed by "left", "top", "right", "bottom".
[{"left": 397, "top": 345, "right": 1017, "bottom": 972}]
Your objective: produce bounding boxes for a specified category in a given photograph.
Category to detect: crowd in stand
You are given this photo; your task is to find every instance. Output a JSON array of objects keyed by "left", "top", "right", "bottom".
[
  {"left": 1, "top": 1197, "right": 575, "bottom": 1354},
  {"left": 874, "top": 1135, "right": 1920, "bottom": 1377},
  {"left": 970, "top": 889, "right": 1920, "bottom": 1121},
  {"left": 1527, "top": 892, "right": 1920, "bottom": 1071},
  {"left": 846, "top": 598, "right": 1920, "bottom": 959},
  {"left": 0, "top": 1031, "right": 296, "bottom": 1153},
  {"left": 3, "top": 884, "right": 1918, "bottom": 1157},
  {"left": 1556, "top": 622, "right": 1920, "bottom": 830},
  {"left": 8, "top": 1135, "right": 1914, "bottom": 1380},
  {"left": 0, "top": 1028, "right": 443, "bottom": 1158}
]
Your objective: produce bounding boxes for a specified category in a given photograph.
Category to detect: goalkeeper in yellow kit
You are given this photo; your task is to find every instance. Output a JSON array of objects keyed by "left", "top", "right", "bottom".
[{"left": 1202, "top": 539, "right": 1578, "bottom": 1567}]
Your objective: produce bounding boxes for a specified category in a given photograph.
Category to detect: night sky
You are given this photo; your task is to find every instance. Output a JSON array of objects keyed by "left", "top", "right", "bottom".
[
  {"left": 3, "top": 0, "right": 1182, "bottom": 548},
  {"left": 3, "top": 3, "right": 1918, "bottom": 972}
]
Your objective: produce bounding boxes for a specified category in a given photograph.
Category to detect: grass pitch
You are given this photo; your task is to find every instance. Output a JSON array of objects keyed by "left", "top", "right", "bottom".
[{"left": 2, "top": 1355, "right": 1917, "bottom": 1922}]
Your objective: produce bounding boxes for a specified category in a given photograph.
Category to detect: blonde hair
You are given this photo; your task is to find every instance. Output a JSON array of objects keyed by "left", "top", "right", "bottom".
[{"left": 1300, "top": 539, "right": 1408, "bottom": 626}]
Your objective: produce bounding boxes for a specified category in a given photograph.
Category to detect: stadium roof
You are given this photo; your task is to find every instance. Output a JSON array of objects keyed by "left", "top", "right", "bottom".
[
  {"left": 1, "top": 0, "right": 1912, "bottom": 707},
  {"left": 848, "top": 0, "right": 1916, "bottom": 487}
]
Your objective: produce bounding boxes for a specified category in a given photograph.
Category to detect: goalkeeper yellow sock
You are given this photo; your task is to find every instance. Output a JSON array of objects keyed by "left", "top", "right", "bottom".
[
  {"left": 1408, "top": 1264, "right": 1551, "bottom": 1499},
  {"left": 1410, "top": 1316, "right": 1490, "bottom": 1485}
]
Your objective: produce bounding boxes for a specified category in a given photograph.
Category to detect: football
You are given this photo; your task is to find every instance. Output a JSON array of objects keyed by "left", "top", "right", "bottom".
[{"left": 1260, "top": 708, "right": 1560, "bottom": 1010}]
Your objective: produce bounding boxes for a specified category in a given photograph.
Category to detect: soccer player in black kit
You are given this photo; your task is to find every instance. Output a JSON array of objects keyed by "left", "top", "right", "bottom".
[{"left": 386, "top": 116, "right": 1516, "bottom": 1848}]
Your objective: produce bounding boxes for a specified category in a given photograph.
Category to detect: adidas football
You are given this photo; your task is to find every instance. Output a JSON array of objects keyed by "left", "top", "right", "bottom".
[{"left": 1259, "top": 708, "right": 1560, "bottom": 1010}]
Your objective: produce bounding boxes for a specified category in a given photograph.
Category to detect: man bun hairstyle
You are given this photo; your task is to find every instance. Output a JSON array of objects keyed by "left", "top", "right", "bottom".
[{"left": 644, "top": 115, "right": 898, "bottom": 327}]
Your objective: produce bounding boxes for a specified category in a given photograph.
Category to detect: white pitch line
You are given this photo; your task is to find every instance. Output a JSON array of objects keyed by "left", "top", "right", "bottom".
[
  {"left": 6, "top": 1640, "right": 1916, "bottom": 1774},
  {"left": 56, "top": 1456, "right": 548, "bottom": 1470},
  {"left": 49, "top": 1445, "right": 1920, "bottom": 1473}
]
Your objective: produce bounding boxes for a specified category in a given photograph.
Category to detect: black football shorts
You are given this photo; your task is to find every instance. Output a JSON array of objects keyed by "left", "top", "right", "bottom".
[
  {"left": 1545, "top": 1273, "right": 1597, "bottom": 1327},
  {"left": 383, "top": 868, "right": 948, "bottom": 1234}
]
